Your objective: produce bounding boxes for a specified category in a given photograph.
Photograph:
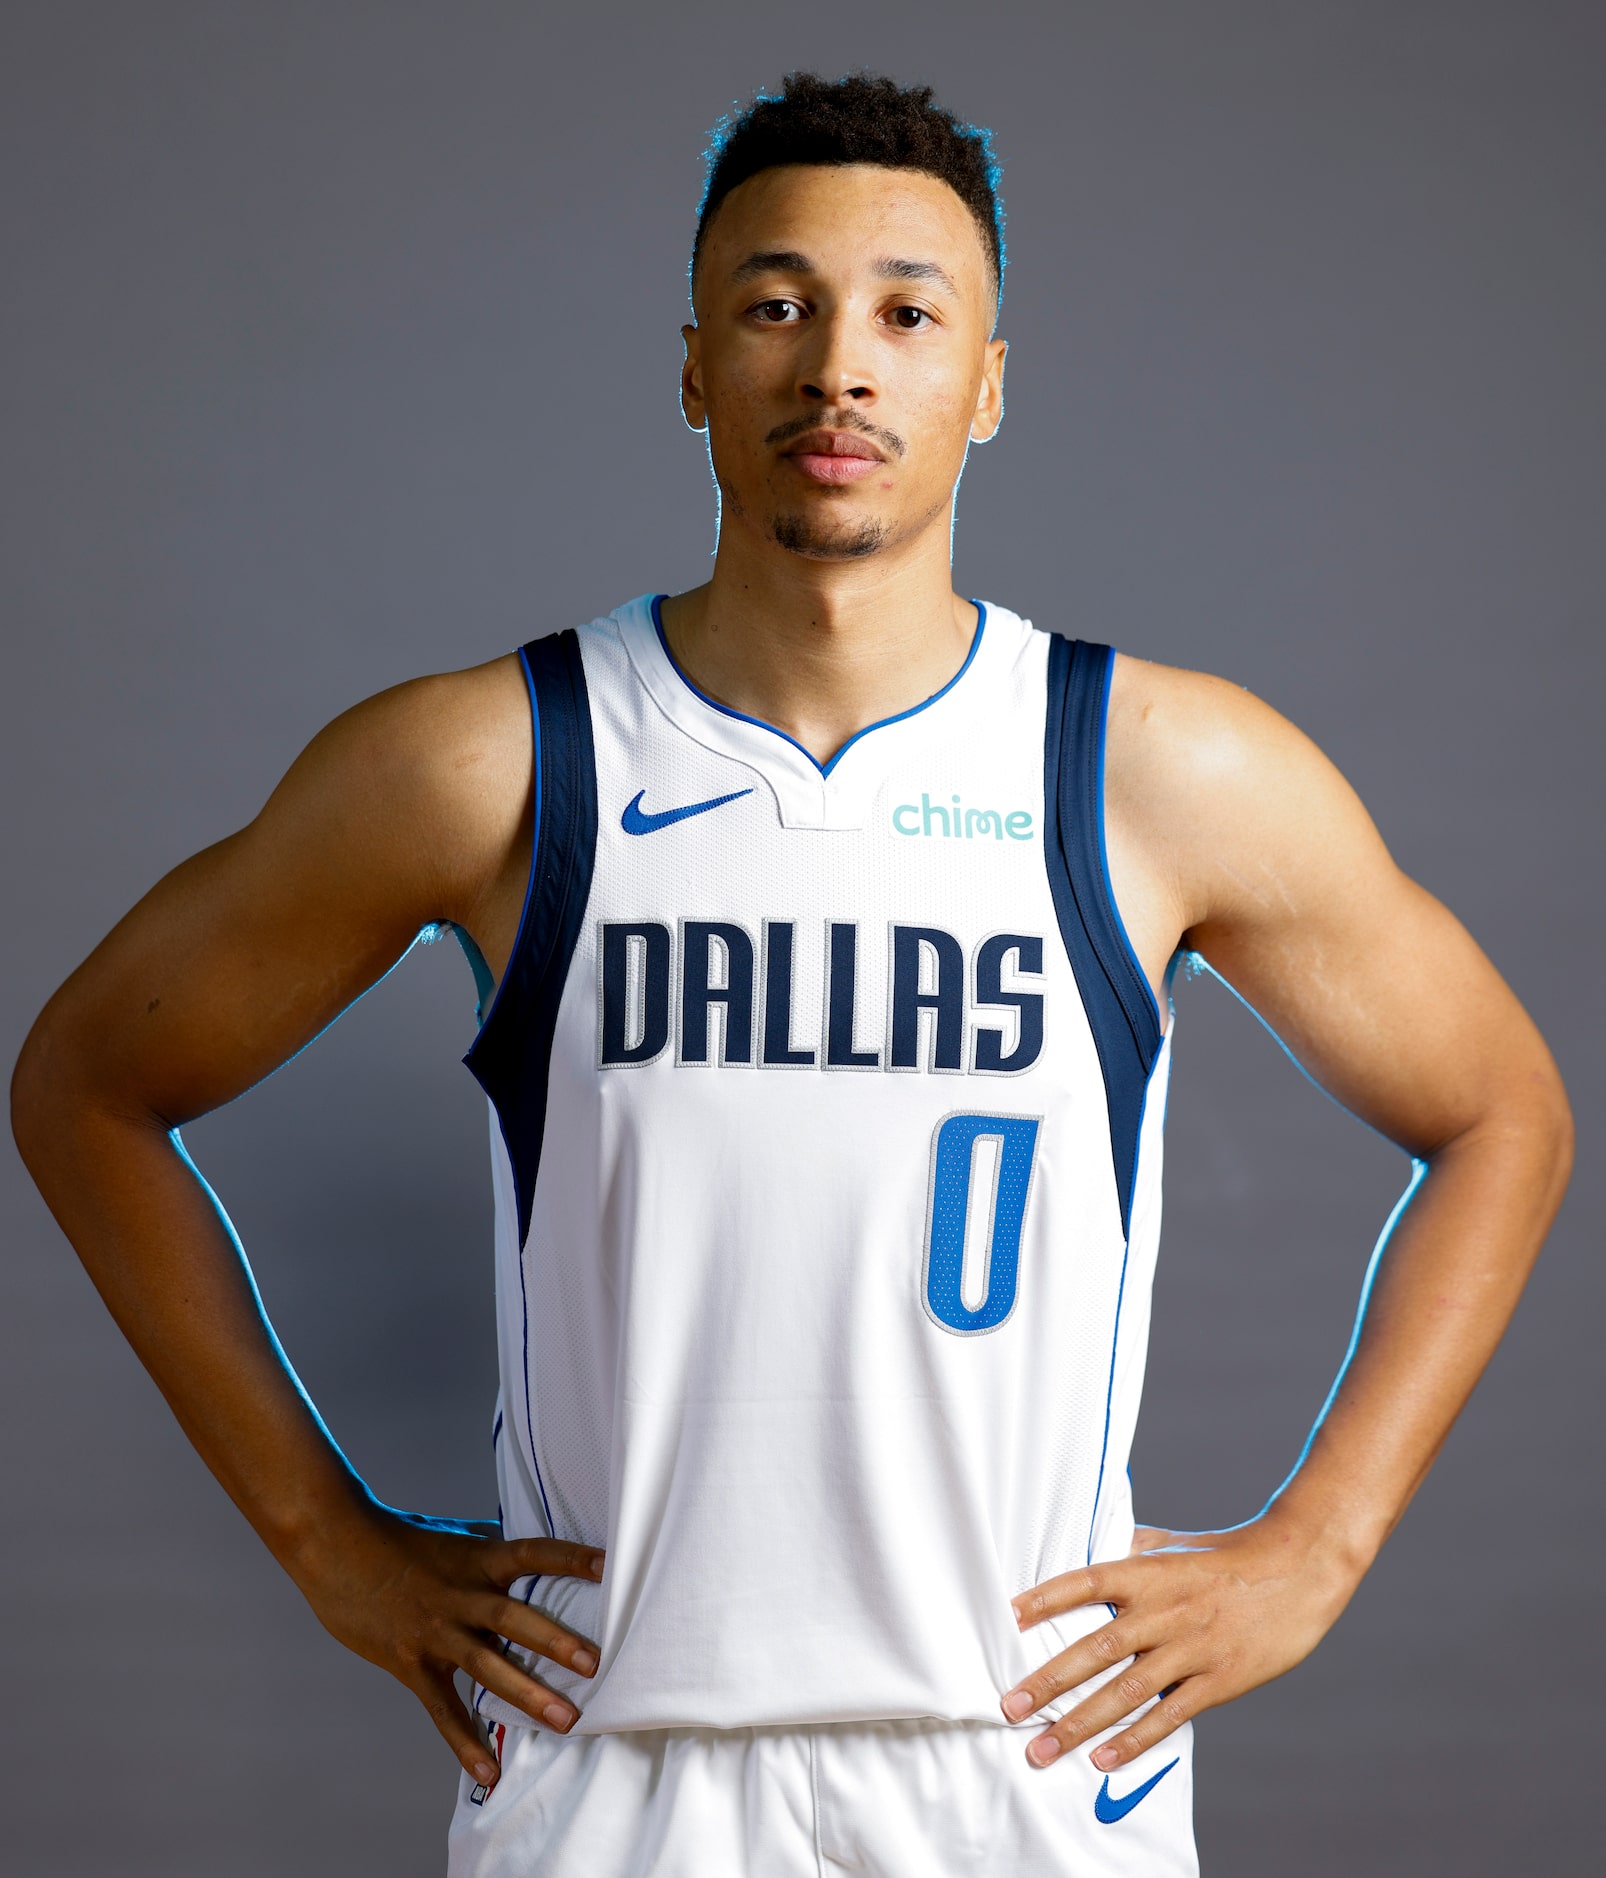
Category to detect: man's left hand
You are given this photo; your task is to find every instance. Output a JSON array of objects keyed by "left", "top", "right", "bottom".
[{"left": 1000, "top": 1515, "right": 1361, "bottom": 1770}]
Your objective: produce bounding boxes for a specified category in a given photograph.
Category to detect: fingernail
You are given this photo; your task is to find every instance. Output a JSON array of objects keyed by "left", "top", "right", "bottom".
[
  {"left": 544, "top": 1701, "right": 576, "bottom": 1730},
  {"left": 472, "top": 1760, "right": 496, "bottom": 1785},
  {"left": 1092, "top": 1745, "right": 1118, "bottom": 1771},
  {"left": 572, "top": 1648, "right": 598, "bottom": 1675},
  {"left": 1002, "top": 1690, "right": 1033, "bottom": 1721},
  {"left": 1027, "top": 1734, "right": 1062, "bottom": 1767},
  {"left": 589, "top": 1554, "right": 605, "bottom": 1579}
]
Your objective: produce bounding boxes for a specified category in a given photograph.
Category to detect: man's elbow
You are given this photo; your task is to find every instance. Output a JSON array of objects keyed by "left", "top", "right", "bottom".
[
  {"left": 1489, "top": 1051, "right": 1575, "bottom": 1220},
  {"left": 1530, "top": 1062, "right": 1576, "bottom": 1209},
  {"left": 9, "top": 994, "right": 121, "bottom": 1181},
  {"left": 11, "top": 1000, "right": 72, "bottom": 1175}
]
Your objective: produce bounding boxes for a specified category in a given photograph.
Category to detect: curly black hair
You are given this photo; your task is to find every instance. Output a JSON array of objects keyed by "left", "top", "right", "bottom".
[{"left": 693, "top": 72, "right": 1005, "bottom": 304}]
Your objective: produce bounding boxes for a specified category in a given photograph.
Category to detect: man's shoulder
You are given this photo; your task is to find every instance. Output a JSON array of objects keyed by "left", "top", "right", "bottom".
[
  {"left": 1104, "top": 649, "right": 1301, "bottom": 808},
  {"left": 313, "top": 651, "right": 530, "bottom": 813},
  {"left": 1103, "top": 647, "right": 1390, "bottom": 941},
  {"left": 261, "top": 650, "right": 535, "bottom": 927},
  {"left": 331, "top": 603, "right": 640, "bottom": 841}
]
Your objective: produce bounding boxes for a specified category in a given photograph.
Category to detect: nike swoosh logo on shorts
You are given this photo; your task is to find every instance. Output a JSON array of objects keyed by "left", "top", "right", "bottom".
[
  {"left": 621, "top": 787, "right": 753, "bottom": 835},
  {"left": 1093, "top": 1757, "right": 1180, "bottom": 1824}
]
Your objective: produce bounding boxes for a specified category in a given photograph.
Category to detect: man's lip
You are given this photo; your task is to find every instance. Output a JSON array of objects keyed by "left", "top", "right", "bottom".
[
  {"left": 786, "top": 452, "right": 884, "bottom": 485},
  {"left": 780, "top": 430, "right": 886, "bottom": 461}
]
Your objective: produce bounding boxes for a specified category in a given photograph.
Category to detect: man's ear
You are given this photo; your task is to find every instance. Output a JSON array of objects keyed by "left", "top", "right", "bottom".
[
  {"left": 681, "top": 324, "right": 707, "bottom": 434},
  {"left": 970, "top": 336, "right": 1008, "bottom": 443}
]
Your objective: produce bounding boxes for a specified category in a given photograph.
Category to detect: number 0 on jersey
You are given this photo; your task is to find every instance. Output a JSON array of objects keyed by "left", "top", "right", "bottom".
[{"left": 922, "top": 1113, "right": 1042, "bottom": 1335}]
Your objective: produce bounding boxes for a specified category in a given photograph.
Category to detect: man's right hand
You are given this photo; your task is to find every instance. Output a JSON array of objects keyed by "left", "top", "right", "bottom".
[{"left": 290, "top": 1503, "right": 605, "bottom": 1787}]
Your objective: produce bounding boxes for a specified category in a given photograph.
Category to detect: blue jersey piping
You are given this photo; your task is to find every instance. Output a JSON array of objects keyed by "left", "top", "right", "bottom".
[
  {"left": 1086, "top": 1050, "right": 1159, "bottom": 1564},
  {"left": 649, "top": 593, "right": 987, "bottom": 776}
]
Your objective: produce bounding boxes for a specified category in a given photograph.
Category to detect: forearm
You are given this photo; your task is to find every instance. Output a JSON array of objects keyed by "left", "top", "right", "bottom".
[
  {"left": 1003, "top": 1072, "right": 1572, "bottom": 1773},
  {"left": 13, "top": 1059, "right": 371, "bottom": 1568},
  {"left": 13, "top": 1045, "right": 613, "bottom": 1778},
  {"left": 1264, "top": 1090, "right": 1573, "bottom": 1574}
]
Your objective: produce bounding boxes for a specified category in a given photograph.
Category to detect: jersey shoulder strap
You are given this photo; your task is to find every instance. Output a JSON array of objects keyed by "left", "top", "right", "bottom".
[
  {"left": 1043, "top": 633, "right": 1164, "bottom": 1236},
  {"left": 463, "top": 629, "right": 598, "bottom": 1247}
]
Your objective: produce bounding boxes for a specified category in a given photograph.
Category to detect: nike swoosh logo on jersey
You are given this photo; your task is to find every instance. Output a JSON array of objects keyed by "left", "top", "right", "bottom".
[
  {"left": 1093, "top": 1757, "right": 1180, "bottom": 1824},
  {"left": 621, "top": 787, "right": 753, "bottom": 835}
]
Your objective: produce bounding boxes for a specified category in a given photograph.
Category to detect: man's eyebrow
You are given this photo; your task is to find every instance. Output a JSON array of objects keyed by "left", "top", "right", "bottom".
[
  {"left": 725, "top": 251, "right": 962, "bottom": 297},
  {"left": 729, "top": 250, "right": 815, "bottom": 285},
  {"left": 874, "top": 256, "right": 960, "bottom": 295}
]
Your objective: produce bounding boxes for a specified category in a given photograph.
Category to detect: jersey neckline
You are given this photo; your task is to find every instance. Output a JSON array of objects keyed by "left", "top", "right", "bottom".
[{"left": 648, "top": 593, "right": 988, "bottom": 780}]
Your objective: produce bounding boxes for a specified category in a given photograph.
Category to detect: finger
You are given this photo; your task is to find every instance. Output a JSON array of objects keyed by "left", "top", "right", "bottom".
[
  {"left": 458, "top": 1637, "right": 582, "bottom": 1735},
  {"left": 483, "top": 1537, "right": 606, "bottom": 1589},
  {"left": 1088, "top": 1680, "right": 1207, "bottom": 1773},
  {"left": 475, "top": 1594, "right": 600, "bottom": 1677},
  {"left": 1000, "top": 1617, "right": 1151, "bottom": 1721},
  {"left": 411, "top": 1663, "right": 504, "bottom": 1790},
  {"left": 1013, "top": 1559, "right": 1139, "bottom": 1628},
  {"left": 1022, "top": 1651, "right": 1190, "bottom": 1769}
]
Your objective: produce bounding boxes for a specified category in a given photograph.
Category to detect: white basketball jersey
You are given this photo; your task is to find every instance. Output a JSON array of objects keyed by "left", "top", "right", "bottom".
[{"left": 461, "top": 594, "right": 1172, "bottom": 1739}]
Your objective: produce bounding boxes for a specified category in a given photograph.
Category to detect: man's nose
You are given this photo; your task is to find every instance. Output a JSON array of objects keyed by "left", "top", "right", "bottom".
[{"left": 795, "top": 311, "right": 876, "bottom": 404}]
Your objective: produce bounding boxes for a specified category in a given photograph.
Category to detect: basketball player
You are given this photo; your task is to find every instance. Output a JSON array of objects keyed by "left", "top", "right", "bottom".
[{"left": 11, "top": 74, "right": 1571, "bottom": 1877}]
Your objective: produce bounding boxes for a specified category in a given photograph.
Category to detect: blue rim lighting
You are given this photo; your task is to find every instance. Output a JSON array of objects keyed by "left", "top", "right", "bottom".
[{"left": 649, "top": 593, "right": 987, "bottom": 778}]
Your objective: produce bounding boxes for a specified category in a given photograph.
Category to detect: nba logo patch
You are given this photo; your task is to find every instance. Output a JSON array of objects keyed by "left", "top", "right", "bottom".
[{"left": 469, "top": 1723, "right": 507, "bottom": 1805}]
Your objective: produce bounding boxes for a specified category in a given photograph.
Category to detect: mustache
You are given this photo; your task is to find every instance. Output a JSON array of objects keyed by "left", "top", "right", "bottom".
[{"left": 763, "top": 411, "right": 908, "bottom": 459}]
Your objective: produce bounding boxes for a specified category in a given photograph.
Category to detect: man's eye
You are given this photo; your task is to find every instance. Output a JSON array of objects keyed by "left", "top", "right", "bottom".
[
  {"left": 752, "top": 300, "right": 803, "bottom": 323},
  {"left": 889, "top": 306, "right": 932, "bottom": 330}
]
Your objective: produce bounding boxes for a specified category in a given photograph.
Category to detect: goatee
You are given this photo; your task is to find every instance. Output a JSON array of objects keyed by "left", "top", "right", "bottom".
[{"left": 770, "top": 512, "right": 890, "bottom": 560}]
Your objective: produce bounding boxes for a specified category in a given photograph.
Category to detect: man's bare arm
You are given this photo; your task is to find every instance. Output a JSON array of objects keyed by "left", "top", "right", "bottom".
[
  {"left": 1001, "top": 655, "right": 1573, "bottom": 1771},
  {"left": 10, "top": 658, "right": 601, "bottom": 1789}
]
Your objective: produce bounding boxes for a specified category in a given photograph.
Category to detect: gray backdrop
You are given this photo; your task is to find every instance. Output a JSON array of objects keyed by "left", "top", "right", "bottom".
[{"left": 4, "top": 3, "right": 1599, "bottom": 1873}]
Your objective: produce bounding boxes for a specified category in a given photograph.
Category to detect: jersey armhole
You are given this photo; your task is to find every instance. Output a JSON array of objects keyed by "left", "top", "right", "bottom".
[
  {"left": 464, "top": 643, "right": 543, "bottom": 1039},
  {"left": 1043, "top": 634, "right": 1164, "bottom": 1237},
  {"left": 462, "top": 631, "right": 598, "bottom": 1247},
  {"left": 1092, "top": 648, "right": 1167, "bottom": 1041}
]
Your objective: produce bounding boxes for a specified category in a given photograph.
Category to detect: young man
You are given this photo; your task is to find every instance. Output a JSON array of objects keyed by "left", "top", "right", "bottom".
[{"left": 11, "top": 72, "right": 1571, "bottom": 1878}]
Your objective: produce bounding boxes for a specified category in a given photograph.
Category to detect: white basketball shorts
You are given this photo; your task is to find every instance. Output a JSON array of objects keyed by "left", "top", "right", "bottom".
[{"left": 446, "top": 1713, "right": 1196, "bottom": 1877}]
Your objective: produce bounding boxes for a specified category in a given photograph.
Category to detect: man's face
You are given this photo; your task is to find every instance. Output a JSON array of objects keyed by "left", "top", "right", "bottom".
[{"left": 684, "top": 164, "right": 1006, "bottom": 562}]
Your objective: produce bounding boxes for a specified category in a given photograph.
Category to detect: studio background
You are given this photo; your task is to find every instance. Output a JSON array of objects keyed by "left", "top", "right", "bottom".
[{"left": 3, "top": 4, "right": 1599, "bottom": 1873}]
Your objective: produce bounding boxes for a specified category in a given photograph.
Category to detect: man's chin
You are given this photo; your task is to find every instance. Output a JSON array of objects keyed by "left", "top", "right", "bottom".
[{"left": 768, "top": 510, "right": 890, "bottom": 560}]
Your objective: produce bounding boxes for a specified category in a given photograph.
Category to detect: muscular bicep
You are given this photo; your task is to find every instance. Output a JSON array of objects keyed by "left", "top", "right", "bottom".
[
  {"left": 1190, "top": 832, "right": 1518, "bottom": 1158},
  {"left": 1106, "top": 658, "right": 1552, "bottom": 1158},
  {"left": 24, "top": 661, "right": 531, "bottom": 1128}
]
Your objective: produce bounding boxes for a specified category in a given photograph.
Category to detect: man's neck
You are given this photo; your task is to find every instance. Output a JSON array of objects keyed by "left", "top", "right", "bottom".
[{"left": 657, "top": 521, "right": 978, "bottom": 767}]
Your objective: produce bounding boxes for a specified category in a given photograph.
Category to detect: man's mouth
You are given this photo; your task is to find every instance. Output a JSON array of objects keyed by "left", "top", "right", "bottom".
[{"left": 781, "top": 429, "right": 888, "bottom": 486}]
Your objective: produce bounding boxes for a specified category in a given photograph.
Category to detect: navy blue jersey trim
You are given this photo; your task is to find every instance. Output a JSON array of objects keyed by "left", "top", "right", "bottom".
[
  {"left": 650, "top": 593, "right": 986, "bottom": 777},
  {"left": 1043, "top": 635, "right": 1163, "bottom": 1236},
  {"left": 462, "top": 629, "right": 599, "bottom": 1252}
]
